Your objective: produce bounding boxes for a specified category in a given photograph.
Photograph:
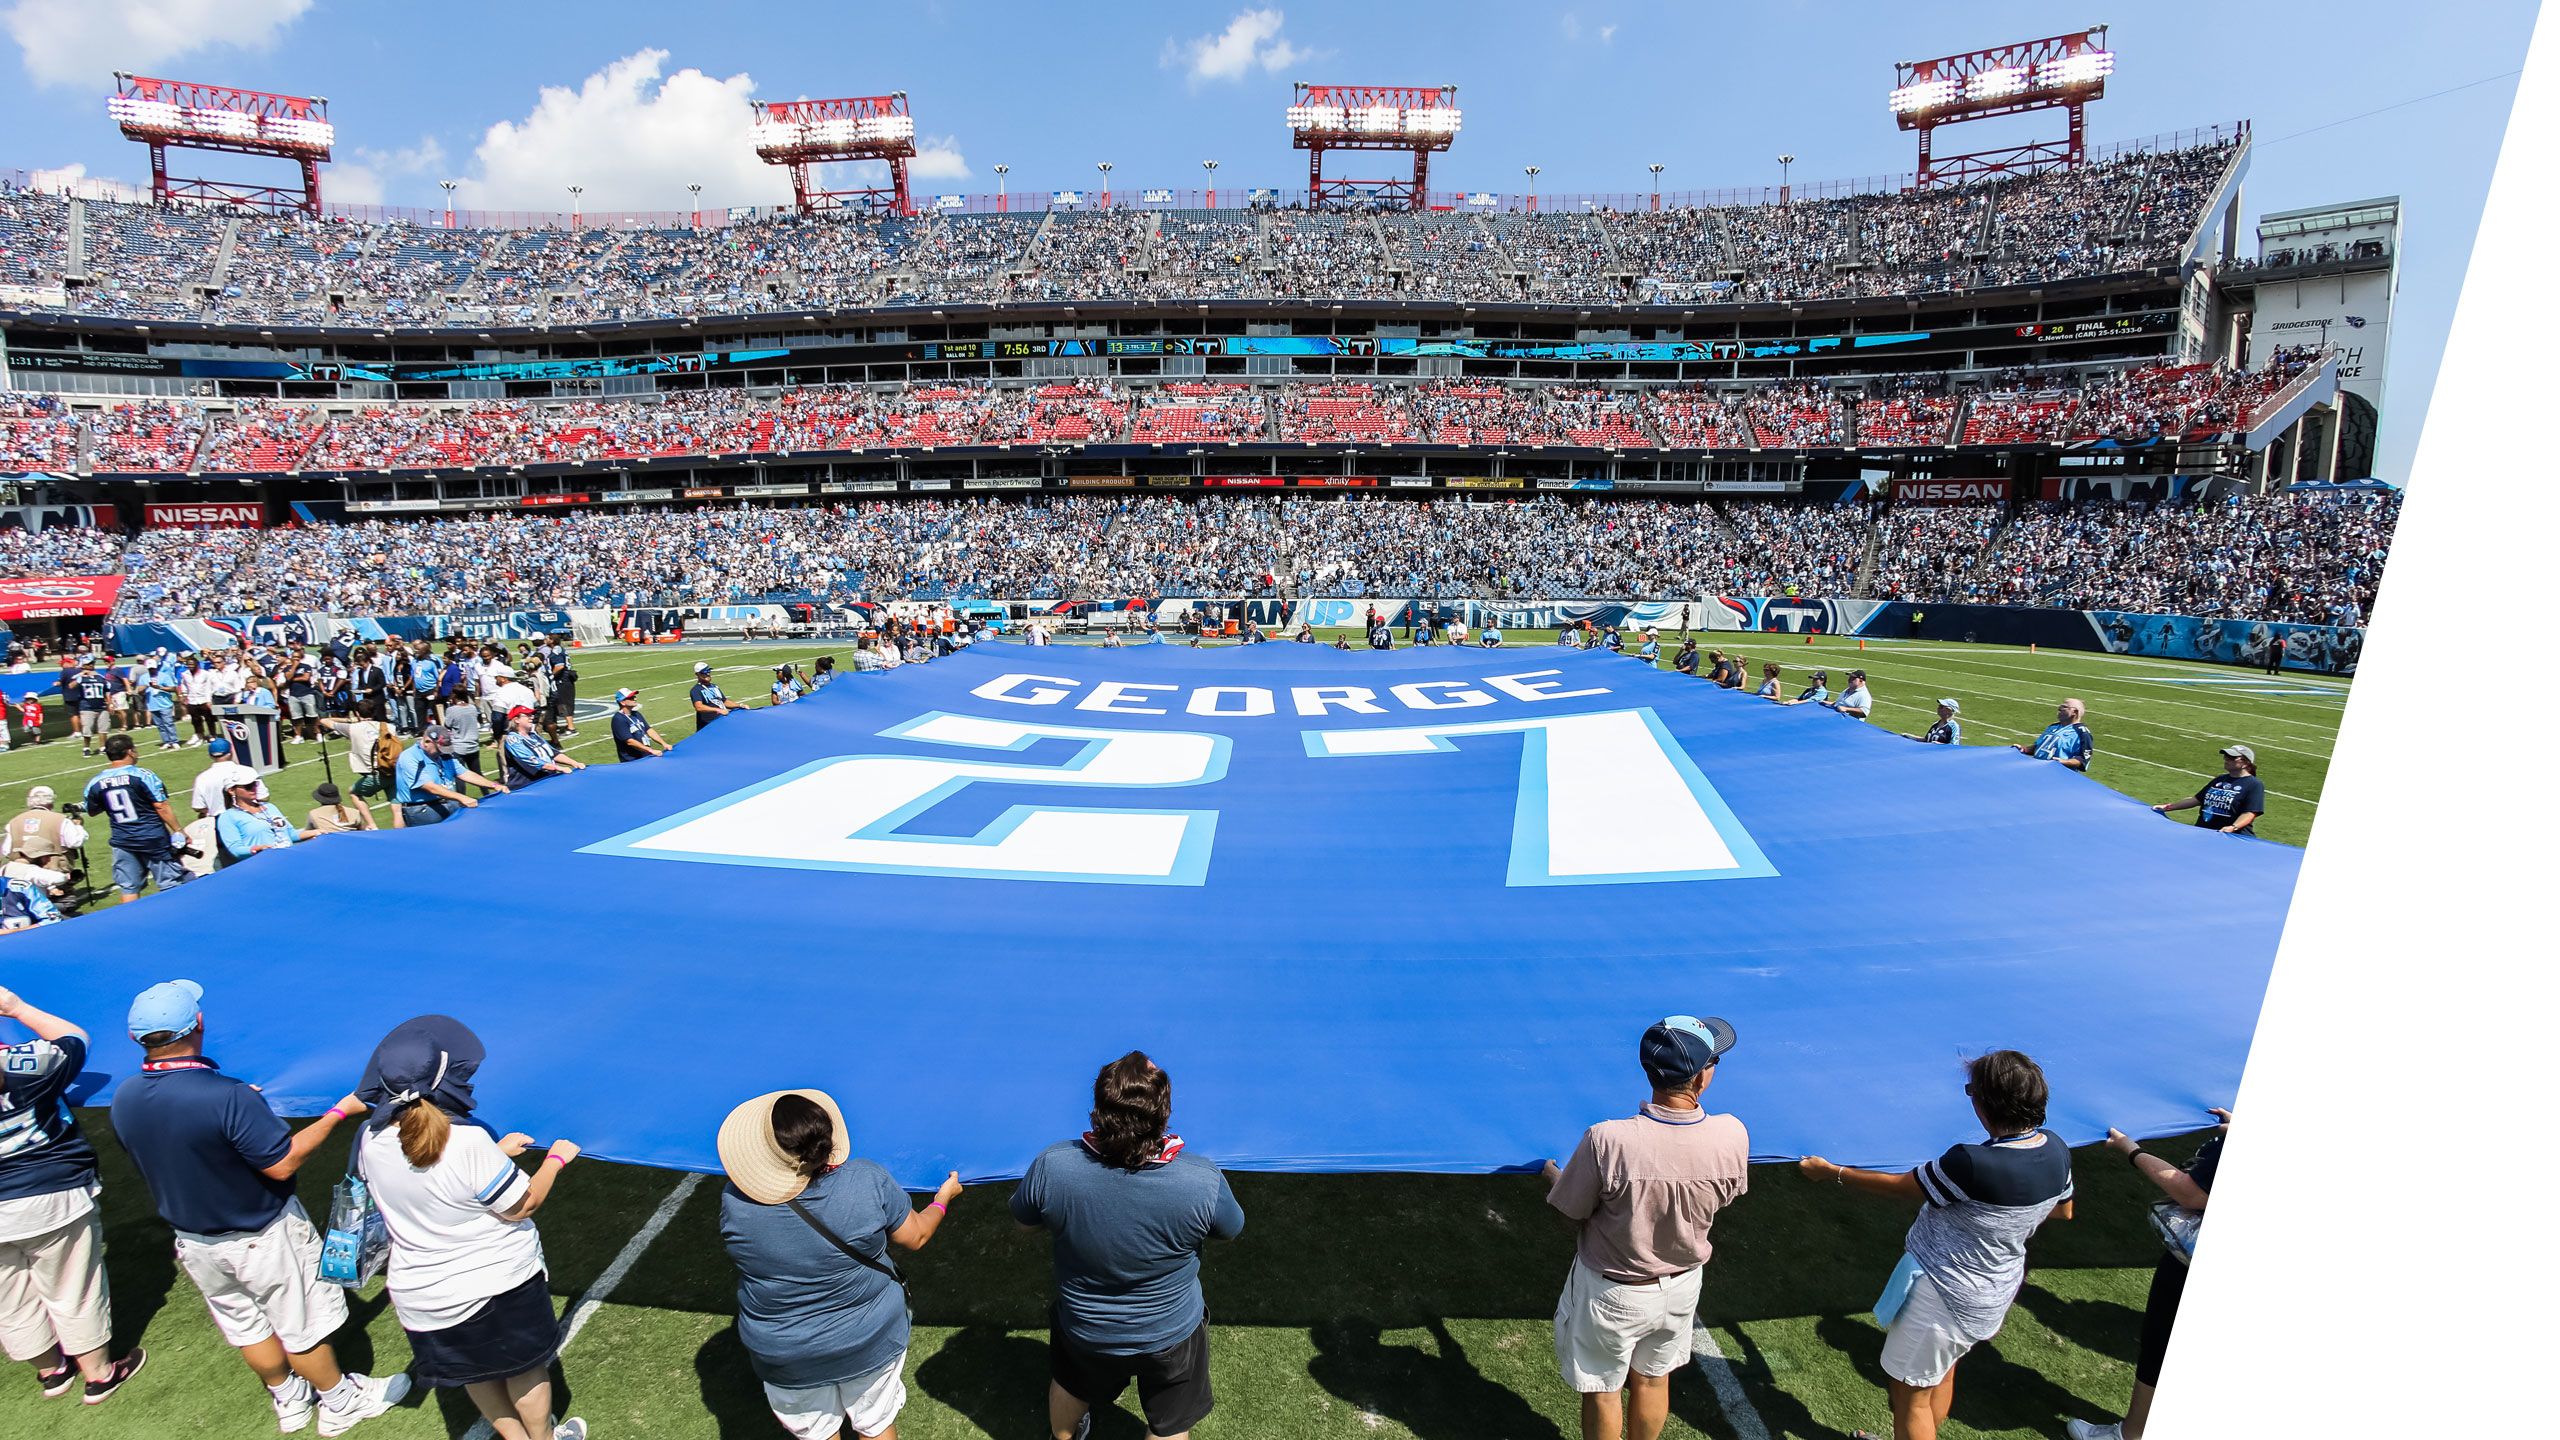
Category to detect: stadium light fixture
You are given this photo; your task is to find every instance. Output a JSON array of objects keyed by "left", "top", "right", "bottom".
[
  {"left": 439, "top": 178, "right": 457, "bottom": 229},
  {"left": 1890, "top": 27, "right": 2112, "bottom": 188},
  {"left": 1289, "top": 83, "right": 1460, "bottom": 211},
  {"left": 1647, "top": 162, "right": 1664, "bottom": 213},
  {"left": 1203, "top": 158, "right": 1219, "bottom": 210},
  {"left": 1096, "top": 160, "right": 1113, "bottom": 210},
  {"left": 108, "top": 73, "right": 332, "bottom": 215},
  {"left": 688, "top": 182, "right": 703, "bottom": 230},
  {"left": 567, "top": 184, "right": 584, "bottom": 228},
  {"left": 993, "top": 163, "right": 1008, "bottom": 213},
  {"left": 1523, "top": 164, "right": 1540, "bottom": 213},
  {"left": 753, "top": 91, "right": 921, "bottom": 214},
  {"left": 1777, "top": 153, "right": 1794, "bottom": 205}
]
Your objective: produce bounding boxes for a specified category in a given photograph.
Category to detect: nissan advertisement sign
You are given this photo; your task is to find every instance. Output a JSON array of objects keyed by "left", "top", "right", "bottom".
[
  {"left": 144, "top": 502, "right": 267, "bottom": 529},
  {"left": 1890, "top": 478, "right": 2011, "bottom": 504}
]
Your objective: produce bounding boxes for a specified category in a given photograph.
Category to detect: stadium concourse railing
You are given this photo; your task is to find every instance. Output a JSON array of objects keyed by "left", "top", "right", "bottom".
[
  {"left": 0, "top": 124, "right": 2245, "bottom": 230},
  {"left": 79, "top": 592, "right": 2363, "bottom": 678}
]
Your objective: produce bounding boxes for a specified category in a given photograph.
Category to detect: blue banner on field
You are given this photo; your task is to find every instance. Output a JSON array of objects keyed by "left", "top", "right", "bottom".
[{"left": 4, "top": 647, "right": 2299, "bottom": 1181}]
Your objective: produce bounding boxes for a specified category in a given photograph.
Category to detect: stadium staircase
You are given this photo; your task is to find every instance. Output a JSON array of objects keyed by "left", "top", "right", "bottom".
[
  {"left": 1708, "top": 208, "right": 1742, "bottom": 281},
  {"left": 62, "top": 198, "right": 86, "bottom": 282},
  {"left": 207, "top": 217, "right": 242, "bottom": 297},
  {"left": 1850, "top": 523, "right": 1883, "bottom": 597},
  {"left": 1013, "top": 209, "right": 1059, "bottom": 281}
]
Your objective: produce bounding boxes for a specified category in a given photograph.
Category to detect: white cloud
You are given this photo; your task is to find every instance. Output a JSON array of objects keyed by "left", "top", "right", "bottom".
[
  {"left": 330, "top": 137, "right": 447, "bottom": 208},
  {"left": 5, "top": 0, "right": 310, "bottom": 88},
  {"left": 23, "top": 161, "right": 148, "bottom": 202},
  {"left": 1166, "top": 8, "right": 1318, "bottom": 87},
  {"left": 1600, "top": 23, "right": 1618, "bottom": 44},
  {"left": 453, "top": 49, "right": 794, "bottom": 213},
  {"left": 909, "top": 134, "right": 971, "bottom": 182}
]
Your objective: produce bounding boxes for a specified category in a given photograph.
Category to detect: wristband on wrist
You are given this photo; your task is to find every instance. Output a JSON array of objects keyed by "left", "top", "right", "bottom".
[
  {"left": 546, "top": 1152, "right": 570, "bottom": 1168},
  {"left": 926, "top": 1200, "right": 947, "bottom": 1216},
  {"left": 2125, "top": 1145, "right": 2150, "bottom": 1168},
  {"left": 325, "top": 1106, "right": 347, "bottom": 1122}
]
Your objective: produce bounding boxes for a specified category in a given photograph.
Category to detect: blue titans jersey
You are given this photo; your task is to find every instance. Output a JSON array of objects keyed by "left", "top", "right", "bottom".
[
  {"left": 82, "top": 764, "right": 171, "bottom": 850},
  {"left": 2031, "top": 722, "right": 2096, "bottom": 767}
]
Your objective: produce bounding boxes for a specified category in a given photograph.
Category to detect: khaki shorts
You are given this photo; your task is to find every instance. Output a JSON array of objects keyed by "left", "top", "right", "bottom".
[
  {"left": 75, "top": 711, "right": 109, "bottom": 736},
  {"left": 0, "top": 1210, "right": 111, "bottom": 1362},
  {"left": 1879, "top": 1269, "right": 1979, "bottom": 1388},
  {"left": 175, "top": 1201, "right": 346, "bottom": 1353},
  {"left": 764, "top": 1354, "right": 907, "bottom": 1440},
  {"left": 1553, "top": 1256, "right": 1702, "bottom": 1393}
]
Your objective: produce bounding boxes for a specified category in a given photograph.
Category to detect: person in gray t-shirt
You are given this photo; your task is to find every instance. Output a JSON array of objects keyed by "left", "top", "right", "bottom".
[{"left": 1012, "top": 1051, "right": 1243, "bottom": 1440}]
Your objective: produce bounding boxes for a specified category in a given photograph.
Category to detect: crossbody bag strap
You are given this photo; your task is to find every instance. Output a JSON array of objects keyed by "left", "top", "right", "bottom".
[{"left": 784, "top": 1197, "right": 906, "bottom": 1289}]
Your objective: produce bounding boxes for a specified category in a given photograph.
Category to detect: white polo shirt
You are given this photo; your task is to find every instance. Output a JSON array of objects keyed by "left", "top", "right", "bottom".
[
  {"left": 1835, "top": 684, "right": 1874, "bottom": 718},
  {"left": 191, "top": 760, "right": 266, "bottom": 814},
  {"left": 359, "top": 1121, "right": 546, "bottom": 1332}
]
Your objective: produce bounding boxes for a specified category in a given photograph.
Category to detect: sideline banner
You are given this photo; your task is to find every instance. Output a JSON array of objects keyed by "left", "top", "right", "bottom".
[
  {"left": 9, "top": 646, "right": 2300, "bottom": 1182},
  {"left": 0, "top": 575, "right": 122, "bottom": 621}
]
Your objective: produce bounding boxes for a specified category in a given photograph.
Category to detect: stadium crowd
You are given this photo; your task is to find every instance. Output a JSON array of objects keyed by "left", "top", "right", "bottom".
[
  {"left": 1, "top": 361, "right": 2318, "bottom": 476},
  {"left": 0, "top": 136, "right": 2238, "bottom": 325},
  {"left": 0, "top": 484, "right": 2402, "bottom": 628}
]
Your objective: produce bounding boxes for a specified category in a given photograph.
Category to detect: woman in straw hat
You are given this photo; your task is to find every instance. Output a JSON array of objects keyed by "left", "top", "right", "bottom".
[
  {"left": 354, "top": 1015, "right": 585, "bottom": 1440},
  {"left": 717, "top": 1090, "right": 964, "bottom": 1440}
]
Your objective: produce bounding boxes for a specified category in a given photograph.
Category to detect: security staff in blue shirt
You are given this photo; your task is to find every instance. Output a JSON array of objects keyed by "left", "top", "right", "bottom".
[{"left": 2019, "top": 697, "right": 2096, "bottom": 771}]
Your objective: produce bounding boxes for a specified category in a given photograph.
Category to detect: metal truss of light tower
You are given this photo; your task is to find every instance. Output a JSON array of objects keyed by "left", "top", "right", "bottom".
[
  {"left": 1888, "top": 28, "right": 2112, "bottom": 189},
  {"left": 1287, "top": 83, "right": 1460, "bottom": 212},
  {"left": 751, "top": 92, "right": 918, "bottom": 215},
  {"left": 106, "top": 73, "right": 333, "bottom": 215}
]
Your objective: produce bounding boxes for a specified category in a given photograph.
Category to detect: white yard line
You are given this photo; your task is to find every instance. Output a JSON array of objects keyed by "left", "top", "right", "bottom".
[
  {"left": 461, "top": 1171, "right": 706, "bottom": 1440},
  {"left": 1855, "top": 695, "right": 2325, "bottom": 806},
  {"left": 1690, "top": 1323, "right": 1773, "bottom": 1440}
]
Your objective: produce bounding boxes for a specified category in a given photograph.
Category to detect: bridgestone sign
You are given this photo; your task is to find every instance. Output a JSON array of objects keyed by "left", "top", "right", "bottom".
[{"left": 145, "top": 503, "right": 266, "bottom": 529}]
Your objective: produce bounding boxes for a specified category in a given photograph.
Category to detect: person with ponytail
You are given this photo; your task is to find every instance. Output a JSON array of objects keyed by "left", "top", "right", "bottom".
[
  {"left": 717, "top": 1089, "right": 963, "bottom": 1440},
  {"left": 354, "top": 1016, "right": 584, "bottom": 1440},
  {"left": 1011, "top": 1051, "right": 1245, "bottom": 1440}
]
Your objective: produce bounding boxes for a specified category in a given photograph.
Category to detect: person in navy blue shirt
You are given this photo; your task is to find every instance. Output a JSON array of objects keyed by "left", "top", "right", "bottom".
[
  {"left": 106, "top": 980, "right": 407, "bottom": 1433},
  {"left": 82, "top": 735, "right": 188, "bottom": 905},
  {"left": 689, "top": 663, "right": 747, "bottom": 731},
  {"left": 69, "top": 657, "right": 114, "bottom": 757},
  {"left": 0, "top": 984, "right": 146, "bottom": 1402},
  {"left": 2018, "top": 698, "right": 2096, "bottom": 771},
  {"left": 1013, "top": 1052, "right": 1244, "bottom": 1440},
  {"left": 2152, "top": 745, "right": 2266, "bottom": 835},
  {"left": 612, "top": 689, "right": 668, "bottom": 761}
]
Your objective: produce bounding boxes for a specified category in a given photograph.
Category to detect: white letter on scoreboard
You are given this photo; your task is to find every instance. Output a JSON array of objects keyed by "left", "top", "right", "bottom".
[
  {"left": 584, "top": 713, "right": 1225, "bottom": 885},
  {"left": 1303, "top": 708, "right": 1772, "bottom": 886}
]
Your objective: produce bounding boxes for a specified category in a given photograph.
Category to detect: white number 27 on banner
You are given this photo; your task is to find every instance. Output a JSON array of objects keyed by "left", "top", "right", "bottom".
[{"left": 582, "top": 708, "right": 1769, "bottom": 886}]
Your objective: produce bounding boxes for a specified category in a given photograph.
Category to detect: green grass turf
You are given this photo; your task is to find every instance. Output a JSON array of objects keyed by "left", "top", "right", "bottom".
[{"left": 2, "top": 633, "right": 2304, "bottom": 1437}]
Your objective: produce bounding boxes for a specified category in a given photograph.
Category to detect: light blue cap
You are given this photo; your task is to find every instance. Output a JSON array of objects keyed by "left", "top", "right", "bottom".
[{"left": 128, "top": 979, "right": 205, "bottom": 1041}]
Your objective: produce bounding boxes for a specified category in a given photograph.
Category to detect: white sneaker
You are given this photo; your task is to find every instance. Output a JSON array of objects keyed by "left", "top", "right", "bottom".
[
  {"left": 553, "top": 1419, "right": 587, "bottom": 1440},
  {"left": 2065, "top": 1422, "right": 2124, "bottom": 1440},
  {"left": 316, "top": 1372, "right": 412, "bottom": 1436},
  {"left": 273, "top": 1384, "right": 315, "bottom": 1434}
]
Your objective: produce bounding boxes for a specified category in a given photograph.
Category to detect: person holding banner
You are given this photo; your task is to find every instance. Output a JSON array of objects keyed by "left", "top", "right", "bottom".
[
  {"left": 2066, "top": 1111, "right": 2228, "bottom": 1440},
  {"left": 213, "top": 780, "right": 316, "bottom": 866},
  {"left": 1797, "top": 1052, "right": 2074, "bottom": 1440},
  {"left": 500, "top": 707, "right": 585, "bottom": 788},
  {"left": 354, "top": 1015, "right": 584, "bottom": 1440},
  {"left": 395, "top": 726, "right": 508, "bottom": 827}
]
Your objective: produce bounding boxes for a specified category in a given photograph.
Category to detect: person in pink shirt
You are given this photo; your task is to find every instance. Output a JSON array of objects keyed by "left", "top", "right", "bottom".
[{"left": 1542, "top": 1016, "right": 1750, "bottom": 1440}]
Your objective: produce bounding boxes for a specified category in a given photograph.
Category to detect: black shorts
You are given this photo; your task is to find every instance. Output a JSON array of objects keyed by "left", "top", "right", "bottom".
[
  {"left": 1050, "top": 1314, "right": 1212, "bottom": 1436},
  {"left": 2134, "top": 1255, "right": 2189, "bottom": 1386}
]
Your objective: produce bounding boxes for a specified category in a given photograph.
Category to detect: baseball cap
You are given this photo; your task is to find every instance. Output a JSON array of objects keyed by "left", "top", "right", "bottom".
[
  {"left": 615, "top": 687, "right": 640, "bottom": 704},
  {"left": 2221, "top": 744, "right": 2257, "bottom": 763},
  {"left": 226, "top": 774, "right": 262, "bottom": 792},
  {"left": 694, "top": 662, "right": 713, "bottom": 676},
  {"left": 421, "top": 723, "right": 454, "bottom": 746},
  {"left": 1938, "top": 697, "right": 1961, "bottom": 712},
  {"left": 26, "top": 785, "right": 53, "bottom": 807},
  {"left": 505, "top": 705, "right": 534, "bottom": 721},
  {"left": 206, "top": 737, "right": 232, "bottom": 756},
  {"left": 1640, "top": 1015, "right": 1738, "bottom": 1086},
  {"left": 128, "top": 979, "right": 205, "bottom": 1041}
]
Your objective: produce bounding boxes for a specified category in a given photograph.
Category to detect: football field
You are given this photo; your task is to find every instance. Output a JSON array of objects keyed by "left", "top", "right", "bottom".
[{"left": 5, "top": 633, "right": 2326, "bottom": 1438}]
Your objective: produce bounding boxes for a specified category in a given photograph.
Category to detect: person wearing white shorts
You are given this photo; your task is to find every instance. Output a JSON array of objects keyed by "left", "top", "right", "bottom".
[
  {"left": 107, "top": 980, "right": 409, "bottom": 1435},
  {"left": 1543, "top": 1017, "right": 1750, "bottom": 1440},
  {"left": 764, "top": 1356, "right": 909, "bottom": 1440}
]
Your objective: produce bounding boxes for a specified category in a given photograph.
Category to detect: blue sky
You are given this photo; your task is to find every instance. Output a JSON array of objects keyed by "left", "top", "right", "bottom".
[{"left": 0, "top": 1, "right": 2537, "bottom": 481}]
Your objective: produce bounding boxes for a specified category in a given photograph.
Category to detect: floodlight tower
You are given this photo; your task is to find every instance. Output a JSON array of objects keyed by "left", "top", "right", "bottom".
[
  {"left": 107, "top": 73, "right": 332, "bottom": 215},
  {"left": 1287, "top": 83, "right": 1460, "bottom": 211},
  {"left": 1890, "top": 28, "right": 2113, "bottom": 188},
  {"left": 752, "top": 91, "right": 918, "bottom": 215}
]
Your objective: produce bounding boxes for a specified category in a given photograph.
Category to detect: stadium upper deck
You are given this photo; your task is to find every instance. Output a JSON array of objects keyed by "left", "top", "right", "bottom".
[{"left": 1, "top": 135, "right": 2239, "bottom": 341}]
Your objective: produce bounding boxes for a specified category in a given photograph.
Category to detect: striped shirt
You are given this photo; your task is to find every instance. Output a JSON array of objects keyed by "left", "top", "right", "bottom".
[{"left": 1902, "top": 1128, "right": 2073, "bottom": 1340}]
